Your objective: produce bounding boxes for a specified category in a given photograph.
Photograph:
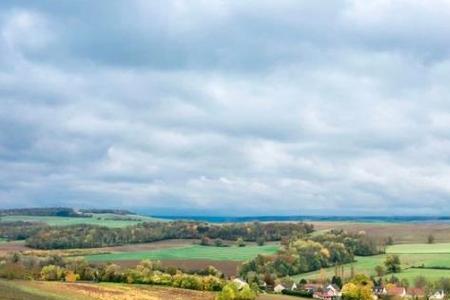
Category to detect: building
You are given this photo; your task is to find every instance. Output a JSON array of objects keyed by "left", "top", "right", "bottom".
[
  {"left": 430, "top": 290, "right": 445, "bottom": 300},
  {"left": 386, "top": 286, "right": 407, "bottom": 298},
  {"left": 274, "top": 281, "right": 298, "bottom": 293},
  {"left": 313, "top": 284, "right": 341, "bottom": 300},
  {"left": 407, "top": 287, "right": 425, "bottom": 299},
  {"left": 232, "top": 278, "right": 249, "bottom": 290}
]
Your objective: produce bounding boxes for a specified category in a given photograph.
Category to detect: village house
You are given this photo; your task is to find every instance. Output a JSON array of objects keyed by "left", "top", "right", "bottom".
[
  {"left": 430, "top": 290, "right": 446, "bottom": 300},
  {"left": 274, "top": 281, "right": 298, "bottom": 293},
  {"left": 386, "top": 286, "right": 407, "bottom": 298},
  {"left": 313, "top": 284, "right": 341, "bottom": 300},
  {"left": 407, "top": 287, "right": 425, "bottom": 299},
  {"left": 374, "top": 286, "right": 387, "bottom": 296},
  {"left": 304, "top": 283, "right": 323, "bottom": 294},
  {"left": 232, "top": 278, "right": 249, "bottom": 290}
]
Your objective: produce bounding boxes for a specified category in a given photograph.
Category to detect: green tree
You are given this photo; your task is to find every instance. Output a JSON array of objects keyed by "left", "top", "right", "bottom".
[
  {"left": 400, "top": 278, "right": 410, "bottom": 288},
  {"left": 428, "top": 234, "right": 435, "bottom": 244},
  {"left": 385, "top": 236, "right": 394, "bottom": 246},
  {"left": 384, "top": 255, "right": 401, "bottom": 273},
  {"left": 414, "top": 276, "right": 427, "bottom": 288},
  {"left": 216, "top": 283, "right": 256, "bottom": 300},
  {"left": 236, "top": 237, "right": 246, "bottom": 247},
  {"left": 216, "top": 283, "right": 238, "bottom": 300},
  {"left": 256, "top": 237, "right": 265, "bottom": 246},
  {"left": 201, "top": 236, "right": 211, "bottom": 246},
  {"left": 40, "top": 265, "right": 65, "bottom": 281},
  {"left": 374, "top": 265, "right": 385, "bottom": 277}
]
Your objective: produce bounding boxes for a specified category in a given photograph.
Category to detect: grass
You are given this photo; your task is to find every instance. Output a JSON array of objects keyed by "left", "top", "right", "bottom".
[
  {"left": 383, "top": 268, "right": 450, "bottom": 281},
  {"left": 291, "top": 243, "right": 450, "bottom": 282},
  {"left": 0, "top": 279, "right": 71, "bottom": 300},
  {"left": 87, "top": 244, "right": 280, "bottom": 262},
  {"left": 0, "top": 214, "right": 161, "bottom": 228},
  {"left": 387, "top": 243, "right": 450, "bottom": 254}
]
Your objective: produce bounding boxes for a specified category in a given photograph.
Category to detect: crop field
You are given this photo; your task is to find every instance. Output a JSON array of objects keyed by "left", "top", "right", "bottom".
[
  {"left": 311, "top": 222, "right": 450, "bottom": 244},
  {"left": 0, "top": 279, "right": 305, "bottom": 300},
  {"left": 0, "top": 279, "right": 217, "bottom": 300},
  {"left": 0, "top": 214, "right": 161, "bottom": 228},
  {"left": 86, "top": 244, "right": 280, "bottom": 262}
]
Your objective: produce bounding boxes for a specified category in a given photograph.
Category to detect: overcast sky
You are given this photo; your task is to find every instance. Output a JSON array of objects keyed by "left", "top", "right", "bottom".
[{"left": 2, "top": 1, "right": 450, "bottom": 216}]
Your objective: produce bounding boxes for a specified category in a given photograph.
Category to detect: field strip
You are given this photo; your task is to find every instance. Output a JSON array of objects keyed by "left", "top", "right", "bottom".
[
  {"left": 86, "top": 244, "right": 280, "bottom": 262},
  {"left": 386, "top": 243, "right": 450, "bottom": 254}
]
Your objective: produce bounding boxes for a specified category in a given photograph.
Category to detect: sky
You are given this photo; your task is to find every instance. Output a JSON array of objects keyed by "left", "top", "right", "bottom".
[{"left": 2, "top": 1, "right": 450, "bottom": 216}]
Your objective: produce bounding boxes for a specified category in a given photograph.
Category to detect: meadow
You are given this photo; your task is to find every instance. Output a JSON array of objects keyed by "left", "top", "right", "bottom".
[
  {"left": 86, "top": 244, "right": 280, "bottom": 262},
  {"left": 0, "top": 214, "right": 162, "bottom": 228},
  {"left": 387, "top": 242, "right": 450, "bottom": 254},
  {"left": 292, "top": 243, "right": 450, "bottom": 282}
]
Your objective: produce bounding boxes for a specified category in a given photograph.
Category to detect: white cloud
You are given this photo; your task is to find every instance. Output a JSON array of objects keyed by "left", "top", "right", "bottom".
[{"left": 1, "top": 1, "right": 450, "bottom": 215}]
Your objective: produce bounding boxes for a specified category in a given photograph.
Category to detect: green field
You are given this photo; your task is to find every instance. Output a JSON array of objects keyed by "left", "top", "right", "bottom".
[
  {"left": 387, "top": 243, "right": 450, "bottom": 254},
  {"left": 383, "top": 268, "right": 450, "bottom": 281},
  {"left": 87, "top": 245, "right": 280, "bottom": 262},
  {"left": 292, "top": 243, "right": 450, "bottom": 282},
  {"left": 0, "top": 214, "right": 162, "bottom": 228}
]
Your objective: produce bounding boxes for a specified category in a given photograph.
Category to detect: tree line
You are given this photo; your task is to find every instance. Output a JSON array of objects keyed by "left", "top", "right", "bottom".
[
  {"left": 0, "top": 207, "right": 83, "bottom": 217},
  {"left": 21, "top": 221, "right": 313, "bottom": 249},
  {"left": 239, "top": 230, "right": 380, "bottom": 279},
  {"left": 0, "top": 222, "right": 48, "bottom": 240},
  {"left": 0, "top": 252, "right": 227, "bottom": 292}
]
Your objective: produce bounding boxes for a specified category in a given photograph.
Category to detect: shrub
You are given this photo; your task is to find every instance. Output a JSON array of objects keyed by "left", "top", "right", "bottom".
[
  {"left": 282, "top": 289, "right": 313, "bottom": 298},
  {"left": 216, "top": 283, "right": 257, "bottom": 300},
  {"left": 236, "top": 238, "right": 246, "bottom": 247},
  {"left": 65, "top": 271, "right": 79, "bottom": 282},
  {"left": 41, "top": 265, "right": 65, "bottom": 281}
]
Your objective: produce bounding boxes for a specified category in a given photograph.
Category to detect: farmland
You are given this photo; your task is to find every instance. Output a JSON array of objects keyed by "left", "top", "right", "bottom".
[
  {"left": 387, "top": 242, "right": 450, "bottom": 254},
  {"left": 5, "top": 214, "right": 450, "bottom": 298},
  {"left": 311, "top": 221, "right": 450, "bottom": 244},
  {"left": 0, "top": 279, "right": 216, "bottom": 300},
  {"left": 0, "top": 214, "right": 162, "bottom": 228},
  {"left": 0, "top": 279, "right": 305, "bottom": 300},
  {"left": 292, "top": 243, "right": 450, "bottom": 282},
  {"left": 86, "top": 244, "right": 280, "bottom": 262}
]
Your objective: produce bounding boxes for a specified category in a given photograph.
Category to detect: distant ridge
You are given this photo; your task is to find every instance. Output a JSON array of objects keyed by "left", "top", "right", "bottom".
[
  {"left": 152, "top": 215, "right": 450, "bottom": 223},
  {"left": 0, "top": 207, "right": 134, "bottom": 217}
]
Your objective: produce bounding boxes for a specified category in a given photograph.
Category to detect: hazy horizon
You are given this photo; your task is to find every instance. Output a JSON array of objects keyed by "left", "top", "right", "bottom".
[{"left": 2, "top": 1, "right": 450, "bottom": 215}]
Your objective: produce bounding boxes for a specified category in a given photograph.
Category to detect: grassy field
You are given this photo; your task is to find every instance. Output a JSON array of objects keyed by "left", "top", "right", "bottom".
[
  {"left": 291, "top": 243, "right": 450, "bottom": 282},
  {"left": 387, "top": 243, "right": 450, "bottom": 254},
  {"left": 87, "top": 244, "right": 280, "bottom": 262},
  {"left": 0, "top": 214, "right": 161, "bottom": 228}
]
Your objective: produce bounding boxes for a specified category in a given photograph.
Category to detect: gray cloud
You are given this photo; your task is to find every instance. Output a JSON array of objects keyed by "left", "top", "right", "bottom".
[{"left": 1, "top": 1, "right": 450, "bottom": 215}]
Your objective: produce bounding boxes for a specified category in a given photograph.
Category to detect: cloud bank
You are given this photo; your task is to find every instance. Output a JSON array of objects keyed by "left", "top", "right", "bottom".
[{"left": 1, "top": 0, "right": 450, "bottom": 215}]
